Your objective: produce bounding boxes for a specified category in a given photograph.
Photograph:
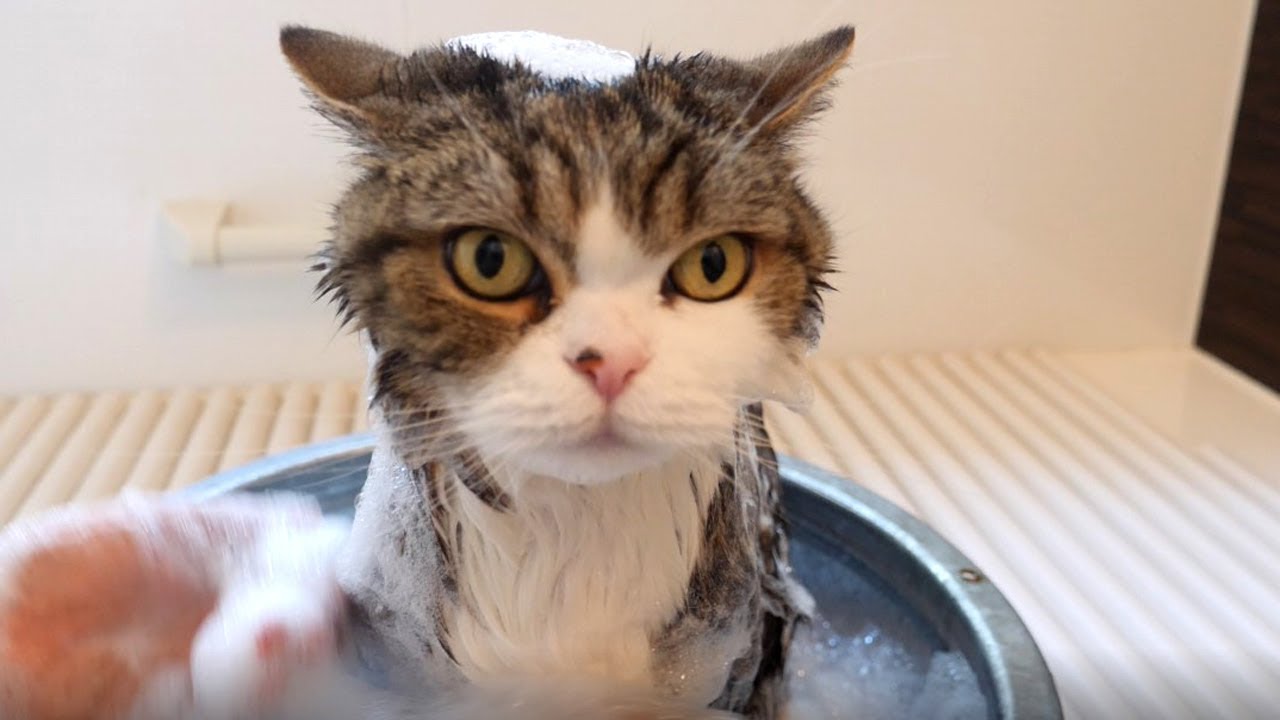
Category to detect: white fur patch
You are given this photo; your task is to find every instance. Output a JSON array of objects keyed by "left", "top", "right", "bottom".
[
  {"left": 439, "top": 454, "right": 723, "bottom": 687},
  {"left": 574, "top": 197, "right": 669, "bottom": 289}
]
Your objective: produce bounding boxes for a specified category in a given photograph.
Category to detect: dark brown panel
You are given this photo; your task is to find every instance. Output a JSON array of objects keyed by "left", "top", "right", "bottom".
[{"left": 1198, "top": 0, "right": 1280, "bottom": 392}]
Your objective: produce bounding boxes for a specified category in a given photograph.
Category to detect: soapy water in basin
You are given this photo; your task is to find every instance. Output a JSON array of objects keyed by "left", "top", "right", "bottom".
[
  {"left": 784, "top": 533, "right": 987, "bottom": 720},
  {"left": 788, "top": 619, "right": 984, "bottom": 720}
]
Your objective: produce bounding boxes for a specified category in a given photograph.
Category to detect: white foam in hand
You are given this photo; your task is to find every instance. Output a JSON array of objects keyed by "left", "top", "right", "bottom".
[{"left": 190, "top": 519, "right": 350, "bottom": 720}]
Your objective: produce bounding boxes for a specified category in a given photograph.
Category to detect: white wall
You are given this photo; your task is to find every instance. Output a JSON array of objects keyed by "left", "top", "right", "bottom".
[{"left": 0, "top": 0, "right": 1258, "bottom": 393}]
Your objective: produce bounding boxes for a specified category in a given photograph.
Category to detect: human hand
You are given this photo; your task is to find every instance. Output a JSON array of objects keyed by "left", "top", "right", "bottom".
[{"left": 0, "top": 494, "right": 348, "bottom": 720}]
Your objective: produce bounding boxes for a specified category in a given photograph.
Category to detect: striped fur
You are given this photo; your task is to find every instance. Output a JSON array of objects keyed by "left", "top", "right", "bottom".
[{"left": 284, "top": 26, "right": 852, "bottom": 718}]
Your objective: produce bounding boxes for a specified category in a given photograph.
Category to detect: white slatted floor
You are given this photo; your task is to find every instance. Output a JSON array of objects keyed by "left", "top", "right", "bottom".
[
  {"left": 0, "top": 381, "right": 369, "bottom": 519},
  {"left": 1, "top": 349, "right": 1277, "bottom": 719}
]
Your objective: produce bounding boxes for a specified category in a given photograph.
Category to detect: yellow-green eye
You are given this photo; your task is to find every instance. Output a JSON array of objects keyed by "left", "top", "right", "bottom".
[
  {"left": 668, "top": 235, "right": 752, "bottom": 302},
  {"left": 447, "top": 229, "right": 539, "bottom": 300}
]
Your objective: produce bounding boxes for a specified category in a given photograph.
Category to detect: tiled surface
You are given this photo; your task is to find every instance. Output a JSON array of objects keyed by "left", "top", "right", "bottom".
[{"left": 1, "top": 348, "right": 1278, "bottom": 718}]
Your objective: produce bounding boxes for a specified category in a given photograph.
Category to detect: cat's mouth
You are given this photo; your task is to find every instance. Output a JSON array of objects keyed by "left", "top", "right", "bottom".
[
  {"left": 512, "top": 416, "right": 672, "bottom": 484},
  {"left": 579, "top": 425, "right": 629, "bottom": 451}
]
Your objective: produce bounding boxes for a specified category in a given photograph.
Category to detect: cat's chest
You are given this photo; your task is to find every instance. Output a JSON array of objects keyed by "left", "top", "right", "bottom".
[{"left": 437, "top": 460, "right": 721, "bottom": 684}]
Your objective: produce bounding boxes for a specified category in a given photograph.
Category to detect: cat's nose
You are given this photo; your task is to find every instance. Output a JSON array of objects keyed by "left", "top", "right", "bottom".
[{"left": 568, "top": 346, "right": 649, "bottom": 402}]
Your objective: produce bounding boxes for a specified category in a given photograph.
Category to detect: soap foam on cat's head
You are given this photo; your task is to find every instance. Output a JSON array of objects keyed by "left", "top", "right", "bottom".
[{"left": 445, "top": 31, "right": 635, "bottom": 84}]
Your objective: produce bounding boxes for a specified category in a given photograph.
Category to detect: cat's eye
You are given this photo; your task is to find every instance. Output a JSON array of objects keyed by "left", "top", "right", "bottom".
[
  {"left": 446, "top": 229, "right": 541, "bottom": 301},
  {"left": 667, "top": 235, "right": 753, "bottom": 302}
]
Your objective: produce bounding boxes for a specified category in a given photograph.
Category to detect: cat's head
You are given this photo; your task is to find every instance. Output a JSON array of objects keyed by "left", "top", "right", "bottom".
[{"left": 282, "top": 27, "right": 852, "bottom": 484}]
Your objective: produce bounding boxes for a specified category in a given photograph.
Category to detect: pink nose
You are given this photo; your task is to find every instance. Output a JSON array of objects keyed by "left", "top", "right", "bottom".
[{"left": 568, "top": 347, "right": 648, "bottom": 402}]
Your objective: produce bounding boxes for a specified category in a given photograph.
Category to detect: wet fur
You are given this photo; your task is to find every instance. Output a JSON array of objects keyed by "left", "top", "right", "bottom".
[{"left": 282, "top": 26, "right": 852, "bottom": 718}]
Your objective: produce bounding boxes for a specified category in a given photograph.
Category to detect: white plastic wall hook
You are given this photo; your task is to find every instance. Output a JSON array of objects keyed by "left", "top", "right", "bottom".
[
  {"left": 159, "top": 200, "right": 326, "bottom": 266},
  {"left": 161, "top": 200, "right": 228, "bottom": 265}
]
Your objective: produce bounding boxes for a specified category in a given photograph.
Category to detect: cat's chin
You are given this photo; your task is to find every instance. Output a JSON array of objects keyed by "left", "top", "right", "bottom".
[{"left": 515, "top": 436, "right": 676, "bottom": 486}]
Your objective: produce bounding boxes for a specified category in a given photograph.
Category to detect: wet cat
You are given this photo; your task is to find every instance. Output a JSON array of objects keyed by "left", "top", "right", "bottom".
[{"left": 280, "top": 24, "right": 852, "bottom": 719}]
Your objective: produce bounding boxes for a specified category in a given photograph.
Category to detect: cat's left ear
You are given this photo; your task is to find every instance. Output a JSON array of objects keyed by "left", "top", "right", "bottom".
[
  {"left": 738, "top": 26, "right": 855, "bottom": 134},
  {"left": 279, "top": 26, "right": 402, "bottom": 130}
]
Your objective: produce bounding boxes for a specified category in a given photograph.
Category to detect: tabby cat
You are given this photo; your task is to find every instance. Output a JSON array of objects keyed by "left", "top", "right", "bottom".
[{"left": 280, "top": 25, "right": 853, "bottom": 719}]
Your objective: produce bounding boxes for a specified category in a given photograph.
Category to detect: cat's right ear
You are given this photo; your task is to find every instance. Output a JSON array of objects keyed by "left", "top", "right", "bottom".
[
  {"left": 279, "top": 26, "right": 401, "bottom": 125},
  {"left": 723, "top": 26, "right": 855, "bottom": 138}
]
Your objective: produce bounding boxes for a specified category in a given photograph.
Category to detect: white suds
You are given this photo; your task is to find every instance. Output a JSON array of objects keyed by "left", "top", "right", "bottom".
[
  {"left": 446, "top": 31, "right": 635, "bottom": 83},
  {"left": 189, "top": 518, "right": 350, "bottom": 720},
  {"left": 787, "top": 617, "right": 987, "bottom": 720}
]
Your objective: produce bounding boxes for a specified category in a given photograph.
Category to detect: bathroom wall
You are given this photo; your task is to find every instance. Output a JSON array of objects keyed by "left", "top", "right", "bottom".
[{"left": 0, "top": 0, "right": 1258, "bottom": 392}]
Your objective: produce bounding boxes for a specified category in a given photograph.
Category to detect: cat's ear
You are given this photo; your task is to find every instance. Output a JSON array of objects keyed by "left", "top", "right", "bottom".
[
  {"left": 738, "top": 26, "right": 855, "bottom": 134},
  {"left": 279, "top": 26, "right": 402, "bottom": 124}
]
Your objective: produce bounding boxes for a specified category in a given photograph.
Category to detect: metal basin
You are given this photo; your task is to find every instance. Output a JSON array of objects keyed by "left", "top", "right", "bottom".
[{"left": 186, "top": 434, "right": 1061, "bottom": 720}]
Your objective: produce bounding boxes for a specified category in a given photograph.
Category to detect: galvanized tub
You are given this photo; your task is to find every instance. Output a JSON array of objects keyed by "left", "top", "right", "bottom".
[{"left": 186, "top": 434, "right": 1061, "bottom": 720}]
